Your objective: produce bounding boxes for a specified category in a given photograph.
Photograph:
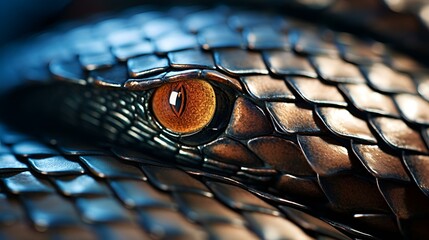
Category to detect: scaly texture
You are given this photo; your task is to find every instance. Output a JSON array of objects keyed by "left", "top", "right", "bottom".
[{"left": 1, "top": 2, "right": 429, "bottom": 239}]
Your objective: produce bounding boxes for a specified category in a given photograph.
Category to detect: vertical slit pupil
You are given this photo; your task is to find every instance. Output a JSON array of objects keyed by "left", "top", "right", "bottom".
[{"left": 169, "top": 83, "right": 186, "bottom": 117}]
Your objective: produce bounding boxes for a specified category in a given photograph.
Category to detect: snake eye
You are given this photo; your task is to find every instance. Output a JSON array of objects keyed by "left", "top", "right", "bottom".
[{"left": 151, "top": 79, "right": 217, "bottom": 135}]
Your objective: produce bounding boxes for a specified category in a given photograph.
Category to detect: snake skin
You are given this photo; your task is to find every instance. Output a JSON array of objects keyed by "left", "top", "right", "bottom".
[{"left": 1, "top": 1, "right": 429, "bottom": 239}]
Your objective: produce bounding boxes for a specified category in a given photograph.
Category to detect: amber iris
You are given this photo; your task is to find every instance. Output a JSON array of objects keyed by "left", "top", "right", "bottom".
[{"left": 151, "top": 80, "right": 216, "bottom": 134}]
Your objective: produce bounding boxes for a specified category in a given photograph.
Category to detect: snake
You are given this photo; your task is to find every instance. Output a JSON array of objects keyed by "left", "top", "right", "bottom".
[{"left": 1, "top": 1, "right": 429, "bottom": 239}]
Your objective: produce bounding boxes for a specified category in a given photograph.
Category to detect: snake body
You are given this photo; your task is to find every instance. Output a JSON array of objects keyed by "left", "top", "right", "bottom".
[{"left": 2, "top": 1, "right": 429, "bottom": 239}]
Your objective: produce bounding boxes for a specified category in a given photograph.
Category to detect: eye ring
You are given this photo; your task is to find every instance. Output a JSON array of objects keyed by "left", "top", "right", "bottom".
[{"left": 149, "top": 79, "right": 235, "bottom": 145}]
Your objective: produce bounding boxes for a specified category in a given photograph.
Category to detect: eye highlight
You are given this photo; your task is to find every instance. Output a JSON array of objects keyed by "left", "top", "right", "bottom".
[
  {"left": 169, "top": 83, "right": 186, "bottom": 117},
  {"left": 151, "top": 80, "right": 216, "bottom": 135}
]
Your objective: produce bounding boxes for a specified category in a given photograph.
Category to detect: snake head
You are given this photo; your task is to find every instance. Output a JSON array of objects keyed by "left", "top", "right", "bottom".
[{"left": 50, "top": 56, "right": 284, "bottom": 174}]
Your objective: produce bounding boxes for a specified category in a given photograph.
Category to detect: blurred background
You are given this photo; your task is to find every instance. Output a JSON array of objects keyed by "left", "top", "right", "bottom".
[
  {"left": 0, "top": 0, "right": 140, "bottom": 46},
  {"left": 0, "top": 0, "right": 290, "bottom": 47},
  {"left": 1, "top": 0, "right": 429, "bottom": 56}
]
